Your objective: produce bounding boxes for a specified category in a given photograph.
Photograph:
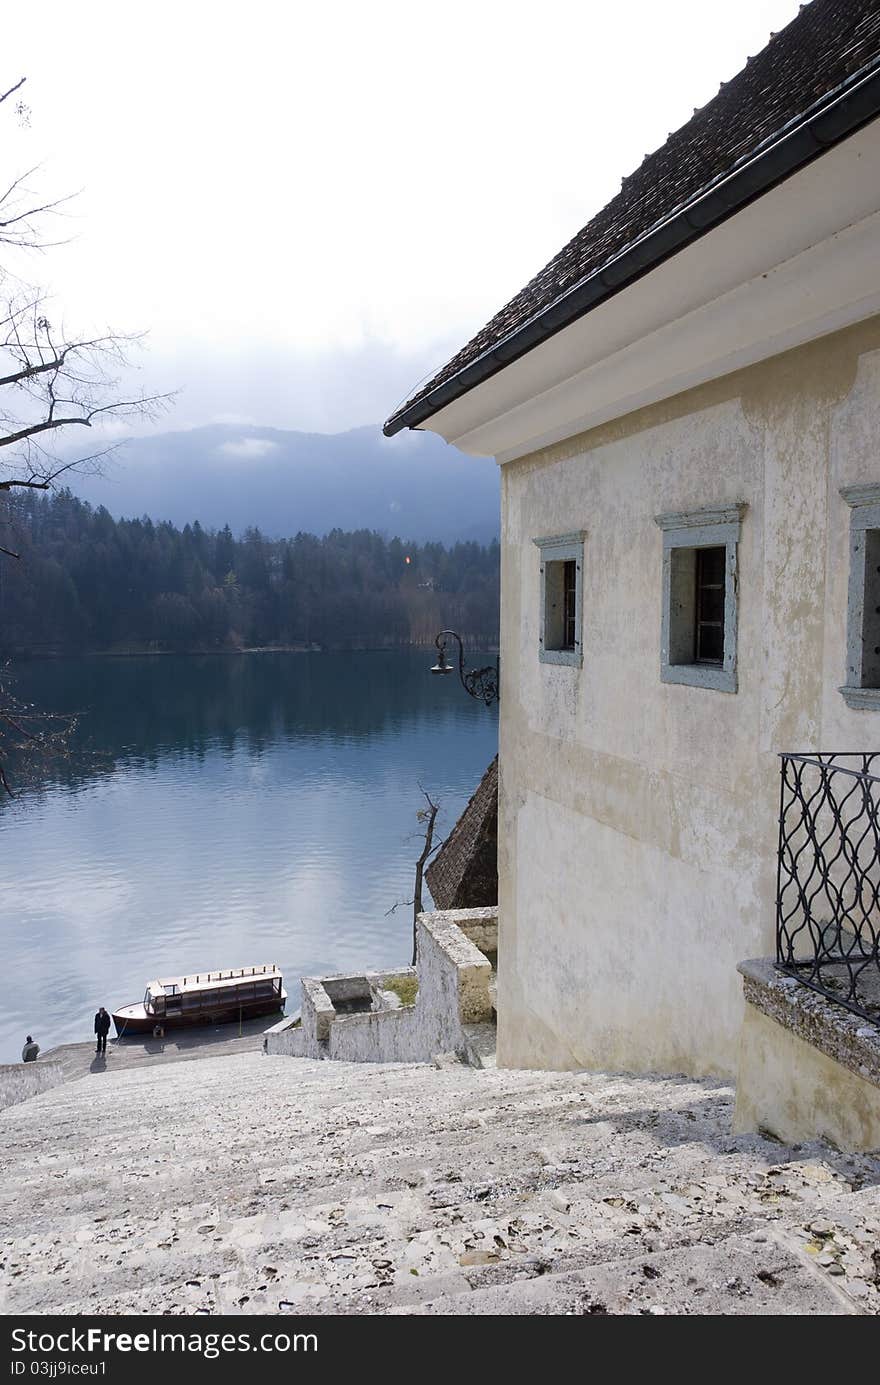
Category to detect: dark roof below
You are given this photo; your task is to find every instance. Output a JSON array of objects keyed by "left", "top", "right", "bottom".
[
  {"left": 426, "top": 756, "right": 497, "bottom": 911},
  {"left": 385, "top": 0, "right": 880, "bottom": 437}
]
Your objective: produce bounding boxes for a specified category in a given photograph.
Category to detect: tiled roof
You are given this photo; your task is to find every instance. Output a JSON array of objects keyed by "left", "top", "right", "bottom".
[
  {"left": 426, "top": 756, "right": 497, "bottom": 910},
  {"left": 385, "top": 0, "right": 880, "bottom": 435}
]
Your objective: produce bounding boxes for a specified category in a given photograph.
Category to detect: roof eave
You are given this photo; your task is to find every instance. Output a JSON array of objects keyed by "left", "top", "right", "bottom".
[{"left": 383, "top": 59, "right": 880, "bottom": 439}]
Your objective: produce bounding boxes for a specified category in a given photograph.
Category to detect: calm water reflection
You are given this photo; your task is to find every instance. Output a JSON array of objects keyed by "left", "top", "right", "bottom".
[{"left": 0, "top": 651, "right": 497, "bottom": 1063}]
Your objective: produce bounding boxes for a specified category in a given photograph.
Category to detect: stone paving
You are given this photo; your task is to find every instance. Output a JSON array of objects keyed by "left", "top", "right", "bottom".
[
  {"left": 38, "top": 1019, "right": 268, "bottom": 1084},
  {"left": 1, "top": 1051, "right": 879, "bottom": 1316}
]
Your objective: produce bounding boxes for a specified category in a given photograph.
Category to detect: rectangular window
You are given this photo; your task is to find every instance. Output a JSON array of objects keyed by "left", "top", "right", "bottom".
[
  {"left": 654, "top": 505, "right": 745, "bottom": 693},
  {"left": 840, "top": 486, "right": 880, "bottom": 710},
  {"left": 534, "top": 533, "right": 585, "bottom": 667}
]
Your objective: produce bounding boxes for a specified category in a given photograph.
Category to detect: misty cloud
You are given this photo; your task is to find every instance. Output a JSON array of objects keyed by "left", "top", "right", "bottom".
[
  {"left": 89, "top": 336, "right": 465, "bottom": 442},
  {"left": 217, "top": 437, "right": 281, "bottom": 460}
]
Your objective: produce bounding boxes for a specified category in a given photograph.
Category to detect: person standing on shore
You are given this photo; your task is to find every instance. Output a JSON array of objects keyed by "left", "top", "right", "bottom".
[
  {"left": 21, "top": 1036, "right": 39, "bottom": 1062},
  {"left": 94, "top": 1007, "right": 111, "bottom": 1056}
]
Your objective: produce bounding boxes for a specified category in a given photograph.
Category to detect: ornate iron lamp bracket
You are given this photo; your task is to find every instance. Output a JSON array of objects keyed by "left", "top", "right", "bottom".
[{"left": 432, "top": 629, "right": 499, "bottom": 707}]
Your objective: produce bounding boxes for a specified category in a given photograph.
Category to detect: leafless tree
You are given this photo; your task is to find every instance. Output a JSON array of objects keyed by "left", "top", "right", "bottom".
[
  {"left": 0, "top": 80, "right": 170, "bottom": 507},
  {"left": 0, "top": 76, "right": 169, "bottom": 789},
  {"left": 386, "top": 787, "right": 442, "bottom": 965}
]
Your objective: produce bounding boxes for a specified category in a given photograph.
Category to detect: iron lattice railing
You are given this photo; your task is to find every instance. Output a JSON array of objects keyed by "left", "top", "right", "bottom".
[{"left": 777, "top": 753, "right": 880, "bottom": 1026}]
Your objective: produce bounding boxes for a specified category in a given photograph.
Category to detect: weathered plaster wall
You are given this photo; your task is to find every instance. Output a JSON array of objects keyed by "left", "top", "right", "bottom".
[
  {"left": 0, "top": 1062, "right": 66, "bottom": 1112},
  {"left": 734, "top": 1004, "right": 880, "bottom": 1152},
  {"left": 734, "top": 959, "right": 880, "bottom": 1151},
  {"left": 497, "top": 317, "right": 880, "bottom": 1078}
]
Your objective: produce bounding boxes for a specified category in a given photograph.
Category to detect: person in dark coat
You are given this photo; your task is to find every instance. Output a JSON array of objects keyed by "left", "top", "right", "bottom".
[
  {"left": 94, "top": 1006, "right": 111, "bottom": 1055},
  {"left": 21, "top": 1036, "right": 39, "bottom": 1063}
]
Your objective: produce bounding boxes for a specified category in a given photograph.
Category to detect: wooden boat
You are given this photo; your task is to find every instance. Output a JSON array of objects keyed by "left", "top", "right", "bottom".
[{"left": 112, "top": 965, "right": 286, "bottom": 1036}]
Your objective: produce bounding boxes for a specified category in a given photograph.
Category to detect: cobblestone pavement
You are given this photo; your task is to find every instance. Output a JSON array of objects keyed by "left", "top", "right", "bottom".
[{"left": 1, "top": 1052, "right": 878, "bottom": 1315}]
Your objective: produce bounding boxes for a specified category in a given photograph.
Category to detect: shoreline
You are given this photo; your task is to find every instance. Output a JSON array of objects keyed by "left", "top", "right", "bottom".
[{"left": 2, "top": 641, "right": 500, "bottom": 664}]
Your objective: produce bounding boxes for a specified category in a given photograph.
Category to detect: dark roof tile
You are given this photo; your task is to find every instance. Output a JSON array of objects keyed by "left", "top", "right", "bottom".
[{"left": 426, "top": 756, "right": 497, "bottom": 910}]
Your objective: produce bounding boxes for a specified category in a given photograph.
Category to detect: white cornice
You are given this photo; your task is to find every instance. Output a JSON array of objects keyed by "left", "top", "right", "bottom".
[{"left": 417, "top": 121, "right": 880, "bottom": 463}]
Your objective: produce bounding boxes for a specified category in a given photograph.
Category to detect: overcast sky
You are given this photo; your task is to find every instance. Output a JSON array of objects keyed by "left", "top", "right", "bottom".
[{"left": 5, "top": 0, "right": 802, "bottom": 435}]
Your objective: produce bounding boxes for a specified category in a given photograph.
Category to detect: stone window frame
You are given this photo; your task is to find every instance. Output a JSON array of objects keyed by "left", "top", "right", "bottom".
[
  {"left": 653, "top": 503, "right": 746, "bottom": 693},
  {"left": 840, "top": 484, "right": 880, "bottom": 711},
  {"left": 533, "top": 531, "right": 585, "bottom": 668}
]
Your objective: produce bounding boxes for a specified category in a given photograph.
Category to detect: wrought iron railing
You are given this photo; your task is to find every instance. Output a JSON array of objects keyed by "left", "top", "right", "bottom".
[{"left": 777, "top": 753, "right": 880, "bottom": 1025}]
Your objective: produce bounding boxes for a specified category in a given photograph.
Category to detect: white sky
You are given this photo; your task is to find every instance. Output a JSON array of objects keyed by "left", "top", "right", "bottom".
[{"left": 5, "top": 0, "right": 802, "bottom": 433}]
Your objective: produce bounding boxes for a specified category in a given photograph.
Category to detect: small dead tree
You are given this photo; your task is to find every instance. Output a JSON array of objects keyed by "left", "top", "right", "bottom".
[
  {"left": 387, "top": 787, "right": 441, "bottom": 965},
  {"left": 410, "top": 790, "right": 440, "bottom": 965}
]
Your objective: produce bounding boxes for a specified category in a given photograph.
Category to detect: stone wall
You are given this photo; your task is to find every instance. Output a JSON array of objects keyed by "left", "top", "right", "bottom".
[
  {"left": 266, "top": 907, "right": 497, "bottom": 1065},
  {"left": 448, "top": 905, "right": 497, "bottom": 956},
  {"left": 0, "top": 1061, "right": 67, "bottom": 1112}
]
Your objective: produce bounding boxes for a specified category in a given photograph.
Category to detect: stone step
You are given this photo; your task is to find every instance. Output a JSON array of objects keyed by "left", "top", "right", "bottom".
[
  {"left": 2, "top": 1052, "right": 878, "bottom": 1315},
  {"left": 388, "top": 1231, "right": 861, "bottom": 1316}
]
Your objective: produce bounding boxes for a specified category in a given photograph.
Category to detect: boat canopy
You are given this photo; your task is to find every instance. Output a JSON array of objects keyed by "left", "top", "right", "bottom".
[{"left": 148, "top": 965, "right": 282, "bottom": 998}]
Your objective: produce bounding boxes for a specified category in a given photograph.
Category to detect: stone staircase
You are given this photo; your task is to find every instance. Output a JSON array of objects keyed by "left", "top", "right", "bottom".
[{"left": 1, "top": 1051, "right": 879, "bottom": 1315}]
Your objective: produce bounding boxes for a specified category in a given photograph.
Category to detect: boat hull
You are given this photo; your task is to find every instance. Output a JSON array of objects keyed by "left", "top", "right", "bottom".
[{"left": 112, "top": 992, "right": 287, "bottom": 1037}]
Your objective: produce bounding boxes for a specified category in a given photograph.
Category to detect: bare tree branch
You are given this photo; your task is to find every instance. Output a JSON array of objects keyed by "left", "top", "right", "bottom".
[
  {"left": 385, "top": 897, "right": 415, "bottom": 917},
  {"left": 0, "top": 395, "right": 170, "bottom": 450},
  {"left": 0, "top": 344, "right": 73, "bottom": 388},
  {"left": 0, "top": 166, "right": 74, "bottom": 229},
  {"left": 411, "top": 787, "right": 440, "bottom": 964},
  {"left": 0, "top": 79, "right": 26, "bottom": 108},
  {"left": 0, "top": 298, "right": 173, "bottom": 491}
]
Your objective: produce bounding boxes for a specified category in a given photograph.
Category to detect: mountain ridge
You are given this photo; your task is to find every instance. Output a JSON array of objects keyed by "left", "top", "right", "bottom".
[{"left": 70, "top": 423, "right": 499, "bottom": 544}]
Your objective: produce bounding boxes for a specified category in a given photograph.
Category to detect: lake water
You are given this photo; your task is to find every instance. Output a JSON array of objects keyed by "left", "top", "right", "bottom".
[{"left": 0, "top": 651, "right": 498, "bottom": 1063}]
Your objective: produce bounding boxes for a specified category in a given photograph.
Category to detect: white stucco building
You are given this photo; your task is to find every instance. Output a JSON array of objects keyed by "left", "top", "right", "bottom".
[{"left": 385, "top": 0, "right": 880, "bottom": 1138}]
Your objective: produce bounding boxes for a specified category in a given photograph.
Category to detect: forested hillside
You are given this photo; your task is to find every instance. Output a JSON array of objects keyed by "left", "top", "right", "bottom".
[{"left": 0, "top": 491, "right": 499, "bottom": 655}]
